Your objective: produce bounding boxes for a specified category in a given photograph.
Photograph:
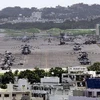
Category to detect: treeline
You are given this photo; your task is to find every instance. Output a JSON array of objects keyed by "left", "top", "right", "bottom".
[
  {"left": 0, "top": 7, "right": 38, "bottom": 18},
  {"left": 0, "top": 67, "right": 67, "bottom": 89},
  {"left": 0, "top": 62, "right": 100, "bottom": 89},
  {"left": 0, "top": 18, "right": 100, "bottom": 30},
  {"left": 1, "top": 3, "right": 100, "bottom": 20}
]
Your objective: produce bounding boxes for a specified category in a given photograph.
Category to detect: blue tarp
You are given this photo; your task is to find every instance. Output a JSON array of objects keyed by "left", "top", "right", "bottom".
[{"left": 86, "top": 78, "right": 100, "bottom": 89}]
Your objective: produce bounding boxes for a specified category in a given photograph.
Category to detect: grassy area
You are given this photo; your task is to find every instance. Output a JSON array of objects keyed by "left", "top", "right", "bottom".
[
  {"left": 1, "top": 28, "right": 96, "bottom": 37},
  {"left": 4, "top": 28, "right": 41, "bottom": 37},
  {"left": 5, "top": 29, "right": 21, "bottom": 33},
  {"left": 24, "top": 28, "right": 40, "bottom": 33},
  {"left": 47, "top": 28, "right": 95, "bottom": 35},
  {"left": 64, "top": 29, "right": 95, "bottom": 35},
  {"left": 4, "top": 29, "right": 22, "bottom": 37},
  {"left": 47, "top": 28, "right": 61, "bottom": 34}
]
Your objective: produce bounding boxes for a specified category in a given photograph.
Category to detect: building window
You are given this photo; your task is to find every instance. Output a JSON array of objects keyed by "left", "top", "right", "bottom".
[
  {"left": 25, "top": 94, "right": 29, "bottom": 96},
  {"left": 32, "top": 93, "right": 39, "bottom": 97},
  {"left": 88, "top": 92, "right": 92, "bottom": 97},
  {"left": 0, "top": 94, "right": 1, "bottom": 97},
  {"left": 12, "top": 94, "right": 16, "bottom": 97},
  {"left": 4, "top": 94, "right": 9, "bottom": 97},
  {"left": 31, "top": 93, "right": 33, "bottom": 97},
  {"left": 63, "top": 75, "right": 68, "bottom": 78},
  {"left": 97, "top": 92, "right": 100, "bottom": 97}
]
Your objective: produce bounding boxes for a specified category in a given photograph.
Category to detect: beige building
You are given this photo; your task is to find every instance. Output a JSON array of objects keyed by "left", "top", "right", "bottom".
[
  {"left": 0, "top": 78, "right": 44, "bottom": 100},
  {"left": 0, "top": 82, "right": 31, "bottom": 100}
]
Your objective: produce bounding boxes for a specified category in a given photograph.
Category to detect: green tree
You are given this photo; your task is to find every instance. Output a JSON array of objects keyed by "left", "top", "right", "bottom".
[
  {"left": 88, "top": 62, "right": 100, "bottom": 71},
  {"left": 2, "top": 71, "right": 14, "bottom": 84},
  {"left": 14, "top": 70, "right": 19, "bottom": 76},
  {"left": 18, "top": 69, "right": 40, "bottom": 83},
  {"left": 34, "top": 67, "right": 46, "bottom": 78},
  {"left": 49, "top": 67, "right": 65, "bottom": 82},
  {"left": 0, "top": 84, "right": 7, "bottom": 89}
]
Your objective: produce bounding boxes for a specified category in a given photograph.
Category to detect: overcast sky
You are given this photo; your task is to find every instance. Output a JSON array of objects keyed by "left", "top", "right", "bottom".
[{"left": 1, "top": 0, "right": 100, "bottom": 10}]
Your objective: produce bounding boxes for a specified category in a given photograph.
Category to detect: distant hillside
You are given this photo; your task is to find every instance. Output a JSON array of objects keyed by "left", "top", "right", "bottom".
[
  {"left": 0, "top": 7, "right": 38, "bottom": 18},
  {"left": 0, "top": 17, "right": 100, "bottom": 29},
  {"left": 0, "top": 3, "right": 100, "bottom": 20}
]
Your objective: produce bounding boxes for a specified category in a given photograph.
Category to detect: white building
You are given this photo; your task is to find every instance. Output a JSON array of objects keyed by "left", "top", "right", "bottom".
[
  {"left": 31, "top": 12, "right": 42, "bottom": 20},
  {"left": 68, "top": 66, "right": 87, "bottom": 73},
  {"left": 32, "top": 77, "right": 70, "bottom": 100},
  {"left": 41, "top": 77, "right": 59, "bottom": 85},
  {"left": 62, "top": 73, "right": 91, "bottom": 87},
  {"left": 69, "top": 78, "right": 100, "bottom": 100},
  {"left": 96, "top": 24, "right": 100, "bottom": 36},
  {"left": 69, "top": 89, "right": 100, "bottom": 100}
]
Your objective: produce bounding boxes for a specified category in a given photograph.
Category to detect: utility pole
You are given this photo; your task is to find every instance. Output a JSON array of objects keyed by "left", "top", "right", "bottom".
[{"left": 45, "top": 50, "right": 48, "bottom": 76}]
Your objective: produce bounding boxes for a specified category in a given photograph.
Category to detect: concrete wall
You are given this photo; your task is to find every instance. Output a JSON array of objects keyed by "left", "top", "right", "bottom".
[
  {"left": 49, "top": 95, "right": 68, "bottom": 100},
  {"left": 69, "top": 96, "right": 100, "bottom": 100},
  {"left": 41, "top": 77, "right": 59, "bottom": 84},
  {"left": 73, "top": 90, "right": 84, "bottom": 96},
  {"left": 15, "top": 93, "right": 22, "bottom": 100},
  {"left": 0, "top": 92, "right": 29, "bottom": 100},
  {"left": 31, "top": 97, "right": 43, "bottom": 100},
  {"left": 18, "top": 79, "right": 28, "bottom": 91}
]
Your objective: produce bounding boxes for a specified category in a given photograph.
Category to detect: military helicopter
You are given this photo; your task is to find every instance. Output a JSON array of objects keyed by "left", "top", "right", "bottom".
[
  {"left": 0, "top": 50, "right": 24, "bottom": 70},
  {"left": 73, "top": 45, "right": 81, "bottom": 51},
  {"left": 78, "top": 52, "right": 91, "bottom": 65},
  {"left": 1, "top": 51, "right": 15, "bottom": 70},
  {"left": 22, "top": 35, "right": 31, "bottom": 42},
  {"left": 79, "top": 58, "right": 91, "bottom": 65},
  {"left": 59, "top": 33, "right": 66, "bottom": 45},
  {"left": 21, "top": 44, "right": 31, "bottom": 55},
  {"left": 78, "top": 52, "right": 87, "bottom": 60},
  {"left": 59, "top": 33, "right": 74, "bottom": 45}
]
